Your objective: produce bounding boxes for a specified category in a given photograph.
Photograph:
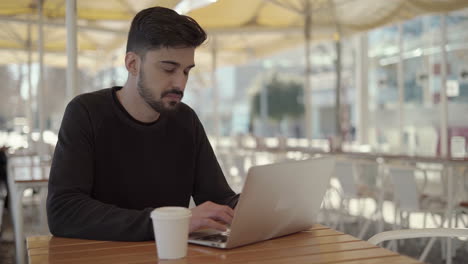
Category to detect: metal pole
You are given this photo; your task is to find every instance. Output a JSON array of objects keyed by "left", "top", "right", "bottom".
[
  {"left": 211, "top": 36, "right": 220, "bottom": 144},
  {"left": 66, "top": 0, "right": 78, "bottom": 101},
  {"left": 441, "top": 14, "right": 452, "bottom": 264},
  {"left": 446, "top": 165, "right": 454, "bottom": 264},
  {"left": 397, "top": 23, "right": 404, "bottom": 154},
  {"left": 26, "top": 15, "right": 34, "bottom": 150},
  {"left": 334, "top": 34, "right": 342, "bottom": 151},
  {"left": 37, "top": 0, "right": 46, "bottom": 158},
  {"left": 422, "top": 55, "right": 431, "bottom": 107},
  {"left": 356, "top": 33, "right": 369, "bottom": 145},
  {"left": 303, "top": 0, "right": 313, "bottom": 145},
  {"left": 440, "top": 14, "right": 449, "bottom": 158},
  {"left": 421, "top": 17, "right": 431, "bottom": 107},
  {"left": 260, "top": 73, "right": 268, "bottom": 136}
]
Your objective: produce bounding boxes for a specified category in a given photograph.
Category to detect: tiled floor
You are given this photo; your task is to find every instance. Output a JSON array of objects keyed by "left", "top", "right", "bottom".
[
  {"left": 0, "top": 210, "right": 15, "bottom": 264},
  {"left": 0, "top": 195, "right": 49, "bottom": 264}
]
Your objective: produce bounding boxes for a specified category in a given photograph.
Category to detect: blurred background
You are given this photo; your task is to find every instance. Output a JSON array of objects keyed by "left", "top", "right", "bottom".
[
  {"left": 1, "top": 1, "right": 468, "bottom": 264},
  {"left": 0, "top": 0, "right": 467, "bottom": 158}
]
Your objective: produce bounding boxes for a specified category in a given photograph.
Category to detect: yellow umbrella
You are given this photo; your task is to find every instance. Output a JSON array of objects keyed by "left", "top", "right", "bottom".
[
  {"left": 0, "top": 20, "right": 127, "bottom": 69},
  {"left": 0, "top": 0, "right": 181, "bottom": 20},
  {"left": 0, "top": 0, "right": 183, "bottom": 163},
  {"left": 0, "top": 0, "right": 181, "bottom": 68},
  {"left": 2, "top": 0, "right": 468, "bottom": 143},
  {"left": 190, "top": 0, "right": 468, "bottom": 34},
  {"left": 188, "top": 0, "right": 468, "bottom": 141},
  {"left": 2, "top": 0, "right": 468, "bottom": 68}
]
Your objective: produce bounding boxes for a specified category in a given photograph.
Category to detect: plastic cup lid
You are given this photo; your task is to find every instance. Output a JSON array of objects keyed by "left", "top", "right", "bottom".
[{"left": 150, "top": 207, "right": 192, "bottom": 219}]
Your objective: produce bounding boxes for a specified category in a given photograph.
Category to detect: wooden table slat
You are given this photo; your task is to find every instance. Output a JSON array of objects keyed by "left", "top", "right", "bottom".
[
  {"left": 28, "top": 227, "right": 341, "bottom": 254},
  {"left": 27, "top": 226, "right": 422, "bottom": 264},
  {"left": 93, "top": 248, "right": 398, "bottom": 264},
  {"left": 134, "top": 255, "right": 420, "bottom": 264},
  {"left": 30, "top": 240, "right": 379, "bottom": 264},
  {"left": 27, "top": 224, "right": 328, "bottom": 247},
  {"left": 27, "top": 236, "right": 112, "bottom": 249},
  {"left": 29, "top": 232, "right": 355, "bottom": 257},
  {"left": 333, "top": 255, "right": 421, "bottom": 264},
  {"left": 240, "top": 247, "right": 398, "bottom": 264}
]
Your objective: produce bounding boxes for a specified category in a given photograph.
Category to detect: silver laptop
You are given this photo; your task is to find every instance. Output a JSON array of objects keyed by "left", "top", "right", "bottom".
[{"left": 188, "top": 156, "right": 335, "bottom": 249}]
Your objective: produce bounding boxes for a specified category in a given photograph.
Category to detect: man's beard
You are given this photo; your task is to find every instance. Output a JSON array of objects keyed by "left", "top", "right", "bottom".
[{"left": 137, "top": 68, "right": 183, "bottom": 114}]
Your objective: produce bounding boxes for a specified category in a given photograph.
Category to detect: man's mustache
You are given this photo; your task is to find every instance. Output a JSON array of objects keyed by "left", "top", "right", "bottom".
[{"left": 161, "top": 89, "right": 184, "bottom": 98}]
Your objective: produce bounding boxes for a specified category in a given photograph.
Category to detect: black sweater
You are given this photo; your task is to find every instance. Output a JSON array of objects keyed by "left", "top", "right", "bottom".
[{"left": 47, "top": 87, "right": 239, "bottom": 241}]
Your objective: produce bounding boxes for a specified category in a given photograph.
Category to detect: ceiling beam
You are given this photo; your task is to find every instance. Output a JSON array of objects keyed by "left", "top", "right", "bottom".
[{"left": 0, "top": 15, "right": 128, "bottom": 34}]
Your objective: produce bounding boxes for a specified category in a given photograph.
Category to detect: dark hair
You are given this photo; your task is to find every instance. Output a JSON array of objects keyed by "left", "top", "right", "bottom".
[{"left": 126, "top": 6, "right": 207, "bottom": 55}]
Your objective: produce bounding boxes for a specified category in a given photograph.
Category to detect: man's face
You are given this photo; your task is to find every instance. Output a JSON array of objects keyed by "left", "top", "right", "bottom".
[{"left": 136, "top": 47, "right": 195, "bottom": 113}]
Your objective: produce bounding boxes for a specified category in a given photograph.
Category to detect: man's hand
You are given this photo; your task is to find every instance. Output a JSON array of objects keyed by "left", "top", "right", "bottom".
[{"left": 189, "top": 201, "right": 234, "bottom": 233}]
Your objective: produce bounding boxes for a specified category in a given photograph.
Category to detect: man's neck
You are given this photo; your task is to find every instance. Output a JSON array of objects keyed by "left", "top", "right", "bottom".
[{"left": 117, "top": 83, "right": 160, "bottom": 123}]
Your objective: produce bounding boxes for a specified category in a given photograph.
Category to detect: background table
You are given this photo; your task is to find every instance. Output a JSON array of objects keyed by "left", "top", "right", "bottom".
[{"left": 27, "top": 224, "right": 422, "bottom": 264}]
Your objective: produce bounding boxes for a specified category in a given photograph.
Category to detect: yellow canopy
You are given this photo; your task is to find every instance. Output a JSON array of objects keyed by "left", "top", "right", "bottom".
[
  {"left": 188, "top": 0, "right": 468, "bottom": 66},
  {"left": 0, "top": 0, "right": 181, "bottom": 20},
  {"left": 191, "top": 0, "right": 468, "bottom": 32},
  {"left": 1, "top": 0, "right": 468, "bottom": 69},
  {"left": 0, "top": 0, "right": 180, "bottom": 69}
]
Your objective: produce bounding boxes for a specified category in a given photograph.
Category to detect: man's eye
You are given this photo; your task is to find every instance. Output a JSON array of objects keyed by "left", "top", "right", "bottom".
[{"left": 164, "top": 68, "right": 175, "bottom": 73}]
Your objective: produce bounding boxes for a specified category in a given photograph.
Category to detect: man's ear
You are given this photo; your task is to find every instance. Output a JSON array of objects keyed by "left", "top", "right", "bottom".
[{"left": 125, "top": 52, "right": 140, "bottom": 76}]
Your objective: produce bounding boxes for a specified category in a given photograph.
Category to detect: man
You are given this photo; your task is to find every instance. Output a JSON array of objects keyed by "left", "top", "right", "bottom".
[{"left": 47, "top": 6, "right": 239, "bottom": 241}]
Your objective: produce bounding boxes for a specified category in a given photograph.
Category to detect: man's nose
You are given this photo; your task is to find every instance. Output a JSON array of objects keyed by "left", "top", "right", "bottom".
[{"left": 172, "top": 71, "right": 188, "bottom": 89}]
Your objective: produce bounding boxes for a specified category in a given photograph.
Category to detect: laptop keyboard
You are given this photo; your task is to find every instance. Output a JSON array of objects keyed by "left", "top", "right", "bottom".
[{"left": 200, "top": 233, "right": 228, "bottom": 243}]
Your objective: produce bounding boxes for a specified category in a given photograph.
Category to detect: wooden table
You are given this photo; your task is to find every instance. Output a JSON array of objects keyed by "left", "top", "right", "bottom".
[{"left": 27, "top": 224, "right": 422, "bottom": 264}]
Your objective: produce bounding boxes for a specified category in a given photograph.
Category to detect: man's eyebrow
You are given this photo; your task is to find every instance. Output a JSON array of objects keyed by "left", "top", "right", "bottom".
[{"left": 159, "top": 60, "right": 195, "bottom": 68}]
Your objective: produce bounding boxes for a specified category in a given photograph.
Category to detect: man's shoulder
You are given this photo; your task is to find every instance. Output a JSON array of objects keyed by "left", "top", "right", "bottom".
[
  {"left": 66, "top": 88, "right": 113, "bottom": 115},
  {"left": 176, "top": 102, "right": 195, "bottom": 115},
  {"left": 174, "top": 103, "right": 199, "bottom": 122},
  {"left": 168, "top": 103, "right": 201, "bottom": 129},
  {"left": 72, "top": 88, "right": 112, "bottom": 108},
  {"left": 63, "top": 88, "right": 115, "bottom": 131},
  {"left": 64, "top": 88, "right": 114, "bottom": 123}
]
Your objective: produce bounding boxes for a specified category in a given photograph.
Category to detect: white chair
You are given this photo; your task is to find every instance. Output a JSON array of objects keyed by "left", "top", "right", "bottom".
[
  {"left": 368, "top": 228, "right": 468, "bottom": 262},
  {"left": 331, "top": 160, "right": 380, "bottom": 239},
  {"left": 387, "top": 166, "right": 446, "bottom": 230},
  {"left": 456, "top": 202, "right": 468, "bottom": 228},
  {"left": 455, "top": 167, "right": 468, "bottom": 229},
  {"left": 386, "top": 166, "right": 449, "bottom": 260},
  {"left": 217, "top": 151, "right": 252, "bottom": 193}
]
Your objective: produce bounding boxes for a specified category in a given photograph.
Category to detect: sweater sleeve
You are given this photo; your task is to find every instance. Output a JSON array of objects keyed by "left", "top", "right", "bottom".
[
  {"left": 191, "top": 114, "right": 240, "bottom": 208},
  {"left": 47, "top": 98, "right": 155, "bottom": 241}
]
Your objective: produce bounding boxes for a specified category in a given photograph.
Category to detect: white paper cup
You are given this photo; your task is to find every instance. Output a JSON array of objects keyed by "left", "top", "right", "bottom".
[{"left": 150, "top": 207, "right": 192, "bottom": 259}]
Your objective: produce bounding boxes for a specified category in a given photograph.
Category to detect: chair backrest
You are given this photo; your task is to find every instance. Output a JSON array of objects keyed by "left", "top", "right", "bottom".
[
  {"left": 233, "top": 155, "right": 247, "bottom": 177},
  {"left": 334, "top": 161, "right": 358, "bottom": 198},
  {"left": 354, "top": 160, "right": 379, "bottom": 187},
  {"left": 368, "top": 228, "right": 468, "bottom": 245},
  {"left": 388, "top": 167, "right": 420, "bottom": 211}
]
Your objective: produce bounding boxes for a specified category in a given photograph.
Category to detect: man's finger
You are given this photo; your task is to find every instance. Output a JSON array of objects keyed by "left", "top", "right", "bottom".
[
  {"left": 202, "top": 218, "right": 228, "bottom": 232},
  {"left": 211, "top": 211, "right": 233, "bottom": 225},
  {"left": 222, "top": 205, "right": 235, "bottom": 218},
  {"left": 209, "top": 204, "right": 234, "bottom": 218}
]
